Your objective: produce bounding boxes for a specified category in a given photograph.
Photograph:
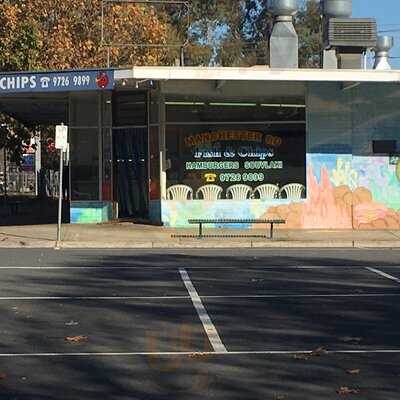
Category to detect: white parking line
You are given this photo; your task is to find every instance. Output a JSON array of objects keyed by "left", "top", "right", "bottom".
[
  {"left": 0, "top": 296, "right": 189, "bottom": 300},
  {"left": 1, "top": 265, "right": 399, "bottom": 270},
  {"left": 0, "top": 349, "right": 399, "bottom": 357},
  {"left": 201, "top": 293, "right": 400, "bottom": 299},
  {"left": 365, "top": 267, "right": 400, "bottom": 283},
  {"left": 0, "top": 293, "right": 398, "bottom": 301},
  {"left": 179, "top": 268, "right": 227, "bottom": 353}
]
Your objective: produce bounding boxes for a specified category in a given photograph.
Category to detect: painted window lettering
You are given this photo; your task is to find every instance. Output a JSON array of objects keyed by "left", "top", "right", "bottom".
[
  {"left": 220, "top": 173, "right": 265, "bottom": 183},
  {"left": 244, "top": 161, "right": 284, "bottom": 169}
]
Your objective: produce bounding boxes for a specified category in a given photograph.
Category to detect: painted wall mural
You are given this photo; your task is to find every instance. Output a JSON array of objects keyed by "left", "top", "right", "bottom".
[
  {"left": 162, "top": 153, "right": 400, "bottom": 230},
  {"left": 70, "top": 202, "right": 112, "bottom": 224}
]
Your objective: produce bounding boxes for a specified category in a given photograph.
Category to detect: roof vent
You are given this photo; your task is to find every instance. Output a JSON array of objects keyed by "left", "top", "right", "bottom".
[
  {"left": 322, "top": 0, "right": 352, "bottom": 18},
  {"left": 325, "top": 18, "right": 377, "bottom": 48},
  {"left": 321, "top": 0, "right": 377, "bottom": 69},
  {"left": 373, "top": 36, "right": 394, "bottom": 70},
  {"left": 268, "top": 0, "right": 298, "bottom": 69}
]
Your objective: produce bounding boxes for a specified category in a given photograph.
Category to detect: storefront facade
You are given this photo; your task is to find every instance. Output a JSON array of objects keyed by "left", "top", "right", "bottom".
[
  {"left": 1, "top": 66, "right": 399, "bottom": 230},
  {"left": 110, "top": 67, "right": 400, "bottom": 230}
]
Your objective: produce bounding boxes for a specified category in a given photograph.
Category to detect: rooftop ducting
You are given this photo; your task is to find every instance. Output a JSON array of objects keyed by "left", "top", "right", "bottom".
[
  {"left": 321, "top": 0, "right": 377, "bottom": 69},
  {"left": 374, "top": 36, "right": 394, "bottom": 70},
  {"left": 325, "top": 18, "right": 377, "bottom": 48},
  {"left": 268, "top": 0, "right": 299, "bottom": 69}
]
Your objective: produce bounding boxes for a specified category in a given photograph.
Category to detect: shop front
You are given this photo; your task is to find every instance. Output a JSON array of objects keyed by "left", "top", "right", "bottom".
[{"left": 1, "top": 66, "right": 400, "bottom": 230}]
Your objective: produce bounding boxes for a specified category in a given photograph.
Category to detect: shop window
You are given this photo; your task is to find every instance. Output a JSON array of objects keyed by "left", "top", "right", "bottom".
[
  {"left": 70, "top": 92, "right": 99, "bottom": 127},
  {"left": 113, "top": 92, "right": 147, "bottom": 127},
  {"left": 70, "top": 128, "right": 99, "bottom": 200},
  {"left": 165, "top": 98, "right": 306, "bottom": 201},
  {"left": 166, "top": 124, "right": 306, "bottom": 200}
]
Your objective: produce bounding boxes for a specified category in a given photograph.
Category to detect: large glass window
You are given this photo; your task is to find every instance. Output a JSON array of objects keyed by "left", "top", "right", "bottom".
[
  {"left": 69, "top": 92, "right": 100, "bottom": 201},
  {"left": 165, "top": 100, "right": 306, "bottom": 200},
  {"left": 70, "top": 128, "right": 100, "bottom": 200}
]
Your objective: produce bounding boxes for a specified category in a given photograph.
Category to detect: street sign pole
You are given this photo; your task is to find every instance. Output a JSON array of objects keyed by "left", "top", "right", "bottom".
[
  {"left": 55, "top": 124, "right": 68, "bottom": 248},
  {"left": 57, "top": 149, "right": 63, "bottom": 244}
]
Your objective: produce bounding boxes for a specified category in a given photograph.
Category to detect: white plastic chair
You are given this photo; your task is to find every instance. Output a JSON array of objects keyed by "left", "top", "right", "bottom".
[
  {"left": 195, "top": 185, "right": 223, "bottom": 200},
  {"left": 279, "top": 183, "right": 305, "bottom": 200},
  {"left": 166, "top": 185, "right": 193, "bottom": 200},
  {"left": 226, "top": 184, "right": 253, "bottom": 200},
  {"left": 253, "top": 184, "right": 280, "bottom": 200}
]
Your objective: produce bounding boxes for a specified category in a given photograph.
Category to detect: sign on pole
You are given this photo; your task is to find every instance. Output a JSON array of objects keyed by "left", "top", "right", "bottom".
[{"left": 55, "top": 125, "right": 68, "bottom": 151}]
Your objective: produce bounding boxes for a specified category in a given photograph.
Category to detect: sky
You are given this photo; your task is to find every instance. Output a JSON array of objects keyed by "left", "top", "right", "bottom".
[
  {"left": 303, "top": 0, "right": 400, "bottom": 68},
  {"left": 352, "top": 0, "right": 400, "bottom": 68}
]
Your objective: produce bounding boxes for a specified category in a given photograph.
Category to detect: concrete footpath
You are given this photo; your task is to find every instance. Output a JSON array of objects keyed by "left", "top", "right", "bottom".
[{"left": 0, "top": 223, "right": 400, "bottom": 249}]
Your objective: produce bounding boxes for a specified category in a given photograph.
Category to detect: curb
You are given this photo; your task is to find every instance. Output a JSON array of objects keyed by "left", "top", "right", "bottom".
[
  {"left": 354, "top": 241, "right": 400, "bottom": 248},
  {"left": 1, "top": 240, "right": 400, "bottom": 250}
]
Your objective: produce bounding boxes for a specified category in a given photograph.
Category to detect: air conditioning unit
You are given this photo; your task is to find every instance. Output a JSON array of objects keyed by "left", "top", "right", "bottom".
[{"left": 325, "top": 18, "right": 377, "bottom": 48}]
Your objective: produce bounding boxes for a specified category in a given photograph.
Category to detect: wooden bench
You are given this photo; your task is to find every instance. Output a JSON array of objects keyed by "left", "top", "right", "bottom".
[{"left": 173, "top": 219, "right": 286, "bottom": 240}]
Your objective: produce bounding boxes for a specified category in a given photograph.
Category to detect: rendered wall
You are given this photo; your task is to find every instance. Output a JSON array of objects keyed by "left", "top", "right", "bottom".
[{"left": 161, "top": 82, "right": 400, "bottom": 229}]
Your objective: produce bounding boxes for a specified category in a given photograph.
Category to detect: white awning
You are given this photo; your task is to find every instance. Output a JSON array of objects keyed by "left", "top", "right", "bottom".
[{"left": 115, "top": 66, "right": 400, "bottom": 83}]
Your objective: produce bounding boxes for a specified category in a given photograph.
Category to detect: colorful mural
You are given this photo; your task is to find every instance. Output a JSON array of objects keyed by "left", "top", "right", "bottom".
[
  {"left": 70, "top": 202, "right": 113, "bottom": 224},
  {"left": 162, "top": 154, "right": 400, "bottom": 230}
]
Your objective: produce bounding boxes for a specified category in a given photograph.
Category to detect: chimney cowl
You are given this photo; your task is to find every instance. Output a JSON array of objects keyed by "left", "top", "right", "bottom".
[
  {"left": 322, "top": 0, "right": 352, "bottom": 18},
  {"left": 375, "top": 35, "right": 394, "bottom": 53},
  {"left": 374, "top": 35, "right": 394, "bottom": 70},
  {"left": 268, "top": 0, "right": 297, "bottom": 17}
]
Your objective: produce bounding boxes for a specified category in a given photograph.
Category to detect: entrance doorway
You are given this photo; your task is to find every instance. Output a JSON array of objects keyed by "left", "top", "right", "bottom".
[
  {"left": 113, "top": 128, "right": 149, "bottom": 219},
  {"left": 112, "top": 91, "right": 149, "bottom": 220}
]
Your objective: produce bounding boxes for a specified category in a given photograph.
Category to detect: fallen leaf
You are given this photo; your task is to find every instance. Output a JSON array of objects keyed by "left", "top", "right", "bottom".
[
  {"left": 337, "top": 386, "right": 360, "bottom": 395},
  {"left": 312, "top": 346, "right": 328, "bottom": 356},
  {"left": 293, "top": 353, "right": 310, "bottom": 360},
  {"left": 341, "top": 337, "right": 362, "bottom": 344},
  {"left": 188, "top": 352, "right": 209, "bottom": 359},
  {"left": 65, "top": 321, "right": 79, "bottom": 326},
  {"left": 346, "top": 368, "right": 361, "bottom": 375},
  {"left": 0, "top": 373, "right": 7, "bottom": 380},
  {"left": 251, "top": 278, "right": 265, "bottom": 283},
  {"left": 65, "top": 335, "right": 87, "bottom": 343}
]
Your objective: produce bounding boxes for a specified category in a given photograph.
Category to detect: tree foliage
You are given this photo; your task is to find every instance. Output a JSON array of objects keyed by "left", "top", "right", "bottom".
[
  {"left": 0, "top": 115, "right": 33, "bottom": 166},
  {"left": 170, "top": 0, "right": 322, "bottom": 67},
  {"left": 0, "top": 0, "right": 172, "bottom": 71},
  {"left": 0, "top": 0, "right": 173, "bottom": 163}
]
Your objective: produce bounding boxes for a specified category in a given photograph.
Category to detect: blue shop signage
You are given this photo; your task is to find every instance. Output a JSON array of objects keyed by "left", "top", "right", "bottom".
[{"left": 0, "top": 70, "right": 114, "bottom": 93}]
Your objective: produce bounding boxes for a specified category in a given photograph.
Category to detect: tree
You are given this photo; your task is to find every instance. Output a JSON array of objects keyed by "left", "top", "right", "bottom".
[
  {"left": 0, "top": 0, "right": 173, "bottom": 70},
  {"left": 0, "top": 115, "right": 33, "bottom": 166},
  {"left": 169, "top": 0, "right": 322, "bottom": 67},
  {"left": 0, "top": 0, "right": 174, "bottom": 163},
  {"left": 295, "top": 1, "right": 323, "bottom": 68}
]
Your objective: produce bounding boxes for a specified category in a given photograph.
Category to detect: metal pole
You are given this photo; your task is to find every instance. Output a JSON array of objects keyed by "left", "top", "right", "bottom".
[
  {"left": 3, "top": 147, "right": 7, "bottom": 199},
  {"left": 35, "top": 132, "right": 41, "bottom": 197},
  {"left": 57, "top": 149, "right": 64, "bottom": 244},
  {"left": 180, "top": 46, "right": 185, "bottom": 66}
]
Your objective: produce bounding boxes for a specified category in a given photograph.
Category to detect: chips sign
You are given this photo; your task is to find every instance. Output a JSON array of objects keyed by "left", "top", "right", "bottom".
[
  {"left": 55, "top": 125, "right": 68, "bottom": 151},
  {"left": 0, "top": 70, "right": 114, "bottom": 93}
]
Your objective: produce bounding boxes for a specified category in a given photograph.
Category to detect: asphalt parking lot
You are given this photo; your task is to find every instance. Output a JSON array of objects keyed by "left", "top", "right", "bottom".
[{"left": 0, "top": 249, "right": 399, "bottom": 400}]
